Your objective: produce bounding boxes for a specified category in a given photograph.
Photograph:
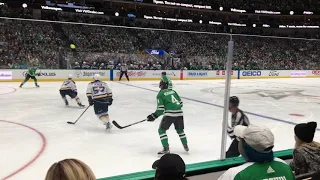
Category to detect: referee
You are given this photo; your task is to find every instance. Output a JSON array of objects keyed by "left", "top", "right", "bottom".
[
  {"left": 226, "top": 96, "right": 250, "bottom": 158},
  {"left": 119, "top": 63, "right": 129, "bottom": 81}
]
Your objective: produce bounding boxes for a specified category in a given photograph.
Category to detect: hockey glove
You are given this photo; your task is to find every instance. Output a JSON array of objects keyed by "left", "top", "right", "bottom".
[
  {"left": 147, "top": 113, "right": 157, "bottom": 122},
  {"left": 89, "top": 101, "right": 94, "bottom": 106},
  {"left": 106, "top": 97, "right": 113, "bottom": 106},
  {"left": 73, "top": 91, "right": 78, "bottom": 96}
]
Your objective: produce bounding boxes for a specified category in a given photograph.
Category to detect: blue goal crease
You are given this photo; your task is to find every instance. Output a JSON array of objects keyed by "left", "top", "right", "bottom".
[{"left": 117, "top": 82, "right": 320, "bottom": 131}]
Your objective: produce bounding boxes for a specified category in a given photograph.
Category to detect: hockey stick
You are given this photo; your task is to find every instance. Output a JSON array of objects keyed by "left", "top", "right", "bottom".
[
  {"left": 67, "top": 106, "right": 90, "bottom": 124},
  {"left": 112, "top": 119, "right": 147, "bottom": 129}
]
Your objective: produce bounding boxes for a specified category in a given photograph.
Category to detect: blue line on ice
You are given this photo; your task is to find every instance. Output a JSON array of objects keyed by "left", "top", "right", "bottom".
[{"left": 118, "top": 82, "right": 320, "bottom": 131}]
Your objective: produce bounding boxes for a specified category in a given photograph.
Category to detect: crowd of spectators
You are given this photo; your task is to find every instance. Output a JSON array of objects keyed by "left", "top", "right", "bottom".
[{"left": 0, "top": 9, "right": 320, "bottom": 70}]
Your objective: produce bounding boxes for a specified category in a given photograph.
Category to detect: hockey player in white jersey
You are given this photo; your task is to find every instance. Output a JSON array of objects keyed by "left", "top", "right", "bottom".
[
  {"left": 59, "top": 74, "right": 85, "bottom": 107},
  {"left": 86, "top": 74, "right": 113, "bottom": 131}
]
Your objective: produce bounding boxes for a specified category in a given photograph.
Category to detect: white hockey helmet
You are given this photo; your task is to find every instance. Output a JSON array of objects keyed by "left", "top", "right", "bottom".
[
  {"left": 93, "top": 74, "right": 100, "bottom": 80},
  {"left": 68, "top": 74, "right": 73, "bottom": 79}
]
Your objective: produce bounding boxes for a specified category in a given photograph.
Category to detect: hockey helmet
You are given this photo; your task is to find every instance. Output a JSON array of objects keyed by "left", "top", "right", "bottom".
[
  {"left": 68, "top": 74, "right": 73, "bottom": 79},
  {"left": 161, "top": 72, "right": 166, "bottom": 76},
  {"left": 229, "top": 96, "right": 239, "bottom": 107},
  {"left": 93, "top": 74, "right": 100, "bottom": 80},
  {"left": 159, "top": 81, "right": 168, "bottom": 89}
]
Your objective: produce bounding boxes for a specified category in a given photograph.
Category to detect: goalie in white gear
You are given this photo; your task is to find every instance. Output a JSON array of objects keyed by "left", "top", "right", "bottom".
[
  {"left": 59, "top": 74, "right": 85, "bottom": 107},
  {"left": 86, "top": 74, "right": 113, "bottom": 131}
]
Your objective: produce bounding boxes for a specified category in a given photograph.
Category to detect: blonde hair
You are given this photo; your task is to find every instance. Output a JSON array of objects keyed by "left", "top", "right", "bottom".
[
  {"left": 295, "top": 135, "right": 320, "bottom": 148},
  {"left": 45, "top": 159, "right": 96, "bottom": 180}
]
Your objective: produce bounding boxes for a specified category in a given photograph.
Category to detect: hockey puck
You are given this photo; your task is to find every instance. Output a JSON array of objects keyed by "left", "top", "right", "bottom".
[{"left": 289, "top": 114, "right": 305, "bottom": 117}]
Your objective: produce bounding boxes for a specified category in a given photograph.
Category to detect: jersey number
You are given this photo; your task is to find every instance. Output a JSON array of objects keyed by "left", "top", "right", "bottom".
[
  {"left": 93, "top": 86, "right": 105, "bottom": 94},
  {"left": 171, "top": 95, "right": 180, "bottom": 105}
]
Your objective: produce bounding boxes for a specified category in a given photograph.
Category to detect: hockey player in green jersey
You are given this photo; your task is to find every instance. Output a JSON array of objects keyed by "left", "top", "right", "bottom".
[
  {"left": 147, "top": 81, "right": 188, "bottom": 155},
  {"left": 160, "top": 72, "right": 173, "bottom": 89},
  {"left": 20, "top": 64, "right": 39, "bottom": 88}
]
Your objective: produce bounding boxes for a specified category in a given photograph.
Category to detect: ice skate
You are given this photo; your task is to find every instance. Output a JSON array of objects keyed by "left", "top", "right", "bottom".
[
  {"left": 105, "top": 122, "right": 112, "bottom": 131},
  {"left": 77, "top": 103, "right": 85, "bottom": 108},
  {"left": 158, "top": 147, "right": 170, "bottom": 155},
  {"left": 183, "top": 144, "right": 189, "bottom": 152},
  {"left": 19, "top": 84, "right": 23, "bottom": 88},
  {"left": 35, "top": 83, "right": 39, "bottom": 87}
]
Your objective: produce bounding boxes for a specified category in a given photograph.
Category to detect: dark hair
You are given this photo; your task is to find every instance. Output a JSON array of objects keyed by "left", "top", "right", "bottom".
[
  {"left": 242, "top": 140, "right": 274, "bottom": 163},
  {"left": 155, "top": 169, "right": 188, "bottom": 180}
]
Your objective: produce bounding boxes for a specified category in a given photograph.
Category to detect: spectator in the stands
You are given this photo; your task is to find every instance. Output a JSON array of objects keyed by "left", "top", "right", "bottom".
[
  {"left": 152, "top": 153, "right": 188, "bottom": 180},
  {"left": 290, "top": 122, "right": 320, "bottom": 176},
  {"left": 45, "top": 158, "right": 96, "bottom": 180},
  {"left": 218, "top": 125, "right": 295, "bottom": 180}
]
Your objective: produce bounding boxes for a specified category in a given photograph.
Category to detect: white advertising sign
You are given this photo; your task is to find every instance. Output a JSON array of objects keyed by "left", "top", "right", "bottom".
[{"left": 0, "top": 71, "right": 12, "bottom": 80}]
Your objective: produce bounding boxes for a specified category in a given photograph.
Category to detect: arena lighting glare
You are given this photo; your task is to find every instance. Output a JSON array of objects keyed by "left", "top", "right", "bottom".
[
  {"left": 22, "top": 3, "right": 27, "bottom": 8},
  {"left": 290, "top": 11, "right": 294, "bottom": 15},
  {"left": 219, "top": 7, "right": 223, "bottom": 11},
  {"left": 199, "top": 20, "right": 203, "bottom": 24},
  {"left": 253, "top": 24, "right": 256, "bottom": 27},
  {"left": 115, "top": 12, "right": 119, "bottom": 16}
]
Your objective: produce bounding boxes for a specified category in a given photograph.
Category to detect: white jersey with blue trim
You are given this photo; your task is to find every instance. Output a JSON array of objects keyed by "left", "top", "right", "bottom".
[
  {"left": 60, "top": 79, "right": 77, "bottom": 91},
  {"left": 86, "top": 80, "right": 112, "bottom": 99}
]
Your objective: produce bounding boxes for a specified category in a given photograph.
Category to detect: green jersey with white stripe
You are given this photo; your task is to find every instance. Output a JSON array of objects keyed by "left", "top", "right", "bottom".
[
  {"left": 154, "top": 89, "right": 183, "bottom": 117},
  {"left": 218, "top": 158, "right": 295, "bottom": 180},
  {"left": 161, "top": 75, "right": 173, "bottom": 89},
  {"left": 28, "top": 67, "right": 38, "bottom": 76}
]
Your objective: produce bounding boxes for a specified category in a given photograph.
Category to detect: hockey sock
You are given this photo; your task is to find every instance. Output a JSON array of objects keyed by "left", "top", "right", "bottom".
[
  {"left": 176, "top": 129, "right": 188, "bottom": 145},
  {"left": 62, "top": 97, "right": 68, "bottom": 104},
  {"left": 99, "top": 115, "right": 110, "bottom": 124},
  {"left": 158, "top": 128, "right": 169, "bottom": 148},
  {"left": 75, "top": 98, "right": 82, "bottom": 104}
]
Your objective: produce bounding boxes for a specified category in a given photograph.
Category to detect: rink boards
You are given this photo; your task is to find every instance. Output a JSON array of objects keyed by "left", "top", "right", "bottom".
[{"left": 0, "top": 69, "right": 320, "bottom": 82}]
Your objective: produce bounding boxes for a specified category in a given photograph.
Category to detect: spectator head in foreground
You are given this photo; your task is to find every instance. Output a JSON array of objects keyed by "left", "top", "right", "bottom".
[
  {"left": 290, "top": 122, "right": 320, "bottom": 175},
  {"left": 234, "top": 124, "right": 275, "bottom": 162},
  {"left": 45, "top": 158, "right": 96, "bottom": 180},
  {"left": 152, "top": 153, "right": 188, "bottom": 180},
  {"left": 218, "top": 125, "right": 295, "bottom": 180},
  {"left": 294, "top": 121, "right": 317, "bottom": 146}
]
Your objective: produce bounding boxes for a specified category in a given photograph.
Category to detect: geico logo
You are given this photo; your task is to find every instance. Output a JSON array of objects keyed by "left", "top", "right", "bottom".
[
  {"left": 312, "top": 70, "right": 320, "bottom": 75},
  {"left": 242, "top": 71, "right": 261, "bottom": 76}
]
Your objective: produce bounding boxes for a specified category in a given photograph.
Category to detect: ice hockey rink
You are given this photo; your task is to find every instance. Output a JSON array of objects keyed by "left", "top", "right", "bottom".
[{"left": 1, "top": 78, "right": 320, "bottom": 180}]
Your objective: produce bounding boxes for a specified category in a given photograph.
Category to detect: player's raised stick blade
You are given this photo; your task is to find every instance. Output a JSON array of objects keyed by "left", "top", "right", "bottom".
[
  {"left": 67, "top": 106, "right": 90, "bottom": 124},
  {"left": 112, "top": 119, "right": 147, "bottom": 129}
]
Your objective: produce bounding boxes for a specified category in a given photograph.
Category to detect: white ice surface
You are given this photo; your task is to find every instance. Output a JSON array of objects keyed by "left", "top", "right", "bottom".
[{"left": 0, "top": 78, "right": 320, "bottom": 180}]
